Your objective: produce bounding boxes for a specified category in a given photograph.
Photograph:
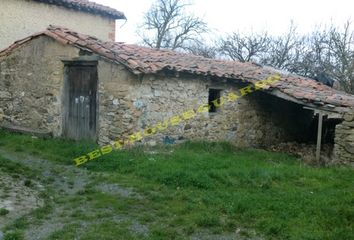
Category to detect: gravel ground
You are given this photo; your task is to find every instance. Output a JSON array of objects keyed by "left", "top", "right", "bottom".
[{"left": 0, "top": 174, "right": 44, "bottom": 228}]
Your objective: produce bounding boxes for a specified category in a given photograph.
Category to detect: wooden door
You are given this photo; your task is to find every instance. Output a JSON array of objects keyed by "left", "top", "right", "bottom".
[{"left": 64, "top": 64, "right": 98, "bottom": 140}]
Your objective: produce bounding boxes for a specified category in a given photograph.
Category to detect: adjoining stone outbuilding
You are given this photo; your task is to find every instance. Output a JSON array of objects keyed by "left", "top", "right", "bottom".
[{"left": 0, "top": 26, "right": 353, "bottom": 165}]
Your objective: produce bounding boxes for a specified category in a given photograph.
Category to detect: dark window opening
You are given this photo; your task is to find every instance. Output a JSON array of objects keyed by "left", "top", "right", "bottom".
[
  {"left": 308, "top": 116, "right": 343, "bottom": 144},
  {"left": 323, "top": 118, "right": 343, "bottom": 144},
  {"left": 208, "top": 89, "right": 221, "bottom": 113}
]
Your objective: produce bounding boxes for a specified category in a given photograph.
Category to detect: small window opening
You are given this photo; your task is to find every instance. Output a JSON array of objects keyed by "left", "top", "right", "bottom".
[{"left": 208, "top": 89, "right": 221, "bottom": 113}]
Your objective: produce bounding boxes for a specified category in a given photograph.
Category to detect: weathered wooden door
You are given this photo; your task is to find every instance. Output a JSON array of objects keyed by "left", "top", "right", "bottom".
[{"left": 64, "top": 64, "right": 98, "bottom": 140}]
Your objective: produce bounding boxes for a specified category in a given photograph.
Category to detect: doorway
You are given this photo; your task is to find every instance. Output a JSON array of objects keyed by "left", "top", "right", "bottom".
[{"left": 63, "top": 62, "right": 98, "bottom": 141}]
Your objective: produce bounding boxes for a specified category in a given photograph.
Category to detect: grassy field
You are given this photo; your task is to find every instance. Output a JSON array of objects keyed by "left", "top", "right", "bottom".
[{"left": 0, "top": 130, "right": 353, "bottom": 240}]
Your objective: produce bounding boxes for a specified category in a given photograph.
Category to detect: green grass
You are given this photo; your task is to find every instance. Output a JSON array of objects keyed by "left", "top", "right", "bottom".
[
  {"left": 0, "top": 208, "right": 10, "bottom": 216},
  {"left": 92, "top": 143, "right": 353, "bottom": 239},
  {"left": 0, "top": 129, "right": 96, "bottom": 165},
  {"left": 3, "top": 231, "right": 23, "bottom": 240},
  {"left": 0, "top": 154, "right": 38, "bottom": 178},
  {"left": 0, "top": 130, "right": 353, "bottom": 239}
]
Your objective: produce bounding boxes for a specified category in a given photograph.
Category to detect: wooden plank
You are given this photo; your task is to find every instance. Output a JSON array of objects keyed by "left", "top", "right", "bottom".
[
  {"left": 270, "top": 89, "right": 317, "bottom": 108},
  {"left": 316, "top": 112, "right": 323, "bottom": 164},
  {"left": 303, "top": 106, "right": 341, "bottom": 115}
]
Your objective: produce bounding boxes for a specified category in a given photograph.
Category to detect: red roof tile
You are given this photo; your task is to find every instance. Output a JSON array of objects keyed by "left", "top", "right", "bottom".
[
  {"left": 32, "top": 0, "right": 126, "bottom": 19},
  {"left": 1, "top": 26, "right": 354, "bottom": 111}
]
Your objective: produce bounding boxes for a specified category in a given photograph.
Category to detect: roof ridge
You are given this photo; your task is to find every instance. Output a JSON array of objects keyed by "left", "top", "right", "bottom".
[{"left": 32, "top": 0, "right": 126, "bottom": 19}]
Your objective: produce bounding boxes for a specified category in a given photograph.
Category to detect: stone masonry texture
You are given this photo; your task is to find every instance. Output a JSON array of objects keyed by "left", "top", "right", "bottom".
[{"left": 334, "top": 112, "right": 354, "bottom": 166}]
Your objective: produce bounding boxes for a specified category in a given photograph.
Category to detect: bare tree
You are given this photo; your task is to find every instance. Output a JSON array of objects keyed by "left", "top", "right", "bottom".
[
  {"left": 186, "top": 42, "right": 218, "bottom": 58},
  {"left": 261, "top": 23, "right": 300, "bottom": 70},
  {"left": 293, "top": 29, "right": 334, "bottom": 84},
  {"left": 217, "top": 21, "right": 354, "bottom": 93},
  {"left": 140, "top": 4, "right": 354, "bottom": 94},
  {"left": 327, "top": 22, "right": 354, "bottom": 92},
  {"left": 219, "top": 32, "right": 270, "bottom": 62},
  {"left": 292, "top": 22, "right": 354, "bottom": 90},
  {"left": 139, "top": 0, "right": 208, "bottom": 50}
]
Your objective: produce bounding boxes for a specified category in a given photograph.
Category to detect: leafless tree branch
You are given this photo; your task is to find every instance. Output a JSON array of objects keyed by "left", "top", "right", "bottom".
[{"left": 139, "top": 0, "right": 208, "bottom": 50}]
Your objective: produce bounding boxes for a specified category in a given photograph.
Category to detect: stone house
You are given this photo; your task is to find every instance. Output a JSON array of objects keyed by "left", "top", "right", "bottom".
[
  {"left": 0, "top": 0, "right": 126, "bottom": 50},
  {"left": 0, "top": 26, "right": 353, "bottom": 165}
]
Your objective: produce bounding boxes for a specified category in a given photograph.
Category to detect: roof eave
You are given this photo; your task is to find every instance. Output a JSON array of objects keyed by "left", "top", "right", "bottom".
[{"left": 32, "top": 0, "right": 126, "bottom": 20}]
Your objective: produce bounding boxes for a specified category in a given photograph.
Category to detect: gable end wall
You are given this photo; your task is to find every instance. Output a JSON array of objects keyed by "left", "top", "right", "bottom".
[
  {"left": 0, "top": 36, "right": 80, "bottom": 136},
  {"left": 0, "top": 0, "right": 116, "bottom": 50}
]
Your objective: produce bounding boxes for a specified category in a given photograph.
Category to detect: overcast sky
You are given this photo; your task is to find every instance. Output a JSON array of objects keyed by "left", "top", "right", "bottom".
[{"left": 94, "top": 0, "right": 354, "bottom": 44}]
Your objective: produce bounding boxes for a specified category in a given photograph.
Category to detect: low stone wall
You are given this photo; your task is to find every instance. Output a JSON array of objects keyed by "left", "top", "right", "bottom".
[{"left": 334, "top": 112, "right": 354, "bottom": 166}]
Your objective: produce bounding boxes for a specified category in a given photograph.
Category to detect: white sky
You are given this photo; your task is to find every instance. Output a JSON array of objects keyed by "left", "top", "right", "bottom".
[{"left": 94, "top": 0, "right": 354, "bottom": 44}]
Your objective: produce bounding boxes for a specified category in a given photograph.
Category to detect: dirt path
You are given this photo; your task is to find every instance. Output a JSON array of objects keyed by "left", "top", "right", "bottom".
[
  {"left": 0, "top": 174, "right": 44, "bottom": 228},
  {"left": 0, "top": 149, "right": 92, "bottom": 195},
  {"left": 0, "top": 148, "right": 263, "bottom": 240}
]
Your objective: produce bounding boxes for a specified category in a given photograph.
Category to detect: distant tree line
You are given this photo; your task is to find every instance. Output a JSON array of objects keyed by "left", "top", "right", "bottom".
[{"left": 139, "top": 0, "right": 354, "bottom": 94}]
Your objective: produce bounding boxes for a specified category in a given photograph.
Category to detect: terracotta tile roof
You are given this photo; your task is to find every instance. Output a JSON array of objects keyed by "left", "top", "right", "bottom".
[
  {"left": 1, "top": 26, "right": 354, "bottom": 111},
  {"left": 32, "top": 0, "right": 126, "bottom": 19}
]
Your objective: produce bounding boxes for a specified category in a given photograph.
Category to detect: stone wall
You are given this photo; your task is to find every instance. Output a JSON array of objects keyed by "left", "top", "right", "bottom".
[
  {"left": 95, "top": 66, "right": 243, "bottom": 146},
  {"left": 334, "top": 112, "right": 354, "bottom": 166},
  {"left": 0, "top": 0, "right": 116, "bottom": 50},
  {"left": 0, "top": 36, "right": 79, "bottom": 136},
  {"left": 96, "top": 60, "right": 141, "bottom": 144},
  {"left": 96, "top": 65, "right": 313, "bottom": 148}
]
